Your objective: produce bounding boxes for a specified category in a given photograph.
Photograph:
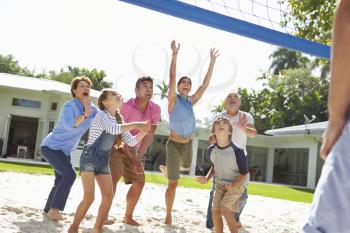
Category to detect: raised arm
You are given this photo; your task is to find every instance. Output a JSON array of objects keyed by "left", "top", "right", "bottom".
[
  {"left": 191, "top": 48, "right": 219, "bottom": 105},
  {"left": 168, "top": 40, "right": 180, "bottom": 113},
  {"left": 236, "top": 113, "right": 257, "bottom": 138},
  {"left": 320, "top": 0, "right": 350, "bottom": 159}
]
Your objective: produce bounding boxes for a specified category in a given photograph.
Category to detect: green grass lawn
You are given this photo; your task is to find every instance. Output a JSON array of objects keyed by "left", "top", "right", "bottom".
[{"left": 0, "top": 161, "right": 314, "bottom": 203}]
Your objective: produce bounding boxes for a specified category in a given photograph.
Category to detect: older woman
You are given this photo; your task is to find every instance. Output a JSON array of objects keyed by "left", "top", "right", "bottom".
[{"left": 41, "top": 76, "right": 98, "bottom": 221}]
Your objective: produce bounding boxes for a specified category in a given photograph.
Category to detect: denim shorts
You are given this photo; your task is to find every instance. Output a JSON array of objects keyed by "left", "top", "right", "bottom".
[{"left": 80, "top": 148, "right": 110, "bottom": 175}]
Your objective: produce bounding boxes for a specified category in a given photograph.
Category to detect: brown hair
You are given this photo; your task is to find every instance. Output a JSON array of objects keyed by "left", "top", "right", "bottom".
[
  {"left": 70, "top": 76, "right": 92, "bottom": 97},
  {"left": 135, "top": 76, "right": 153, "bottom": 88},
  {"left": 98, "top": 89, "right": 124, "bottom": 149},
  {"left": 210, "top": 117, "right": 233, "bottom": 142},
  {"left": 177, "top": 76, "right": 191, "bottom": 86}
]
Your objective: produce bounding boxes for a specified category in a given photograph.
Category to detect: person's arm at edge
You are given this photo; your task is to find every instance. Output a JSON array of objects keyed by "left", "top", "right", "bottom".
[{"left": 320, "top": 0, "right": 350, "bottom": 159}]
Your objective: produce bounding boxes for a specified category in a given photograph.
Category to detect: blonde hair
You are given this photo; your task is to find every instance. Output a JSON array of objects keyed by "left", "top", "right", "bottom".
[
  {"left": 210, "top": 117, "right": 233, "bottom": 142},
  {"left": 98, "top": 89, "right": 124, "bottom": 149}
]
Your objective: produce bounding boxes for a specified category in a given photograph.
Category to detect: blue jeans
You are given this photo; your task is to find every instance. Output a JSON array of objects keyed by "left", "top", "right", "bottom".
[
  {"left": 41, "top": 146, "right": 76, "bottom": 212},
  {"left": 206, "top": 177, "right": 248, "bottom": 229}
]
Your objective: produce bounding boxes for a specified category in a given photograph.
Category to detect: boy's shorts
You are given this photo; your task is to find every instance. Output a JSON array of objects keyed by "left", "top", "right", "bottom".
[
  {"left": 109, "top": 146, "right": 145, "bottom": 184},
  {"left": 213, "top": 183, "right": 245, "bottom": 213},
  {"left": 166, "top": 139, "right": 192, "bottom": 180}
]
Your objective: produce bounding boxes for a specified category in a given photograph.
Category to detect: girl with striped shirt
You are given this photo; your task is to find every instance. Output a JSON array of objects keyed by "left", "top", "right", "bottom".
[{"left": 69, "top": 89, "right": 150, "bottom": 233}]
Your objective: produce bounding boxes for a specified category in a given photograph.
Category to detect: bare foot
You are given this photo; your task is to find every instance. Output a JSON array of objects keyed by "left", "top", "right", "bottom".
[
  {"left": 165, "top": 215, "right": 172, "bottom": 226},
  {"left": 67, "top": 225, "right": 78, "bottom": 233},
  {"left": 47, "top": 209, "right": 64, "bottom": 221},
  {"left": 103, "top": 218, "right": 115, "bottom": 225},
  {"left": 123, "top": 217, "right": 141, "bottom": 226},
  {"left": 159, "top": 165, "right": 168, "bottom": 177}
]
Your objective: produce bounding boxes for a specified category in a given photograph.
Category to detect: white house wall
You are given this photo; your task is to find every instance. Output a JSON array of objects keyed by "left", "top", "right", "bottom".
[{"left": 0, "top": 87, "right": 78, "bottom": 159}]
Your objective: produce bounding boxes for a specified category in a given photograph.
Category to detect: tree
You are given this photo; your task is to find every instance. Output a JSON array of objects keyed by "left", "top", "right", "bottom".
[
  {"left": 0, "top": 54, "right": 34, "bottom": 76},
  {"left": 238, "top": 69, "right": 329, "bottom": 134},
  {"left": 50, "top": 66, "right": 112, "bottom": 91},
  {"left": 281, "top": 0, "right": 336, "bottom": 78},
  {"left": 154, "top": 81, "right": 169, "bottom": 100},
  {"left": 281, "top": 0, "right": 336, "bottom": 46},
  {"left": 268, "top": 48, "right": 310, "bottom": 75}
]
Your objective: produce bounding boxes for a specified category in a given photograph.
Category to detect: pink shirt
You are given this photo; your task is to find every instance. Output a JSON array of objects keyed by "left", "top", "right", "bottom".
[{"left": 120, "top": 98, "right": 161, "bottom": 148}]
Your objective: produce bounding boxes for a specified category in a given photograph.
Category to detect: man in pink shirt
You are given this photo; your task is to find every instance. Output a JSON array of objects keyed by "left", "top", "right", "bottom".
[{"left": 109, "top": 76, "right": 161, "bottom": 226}]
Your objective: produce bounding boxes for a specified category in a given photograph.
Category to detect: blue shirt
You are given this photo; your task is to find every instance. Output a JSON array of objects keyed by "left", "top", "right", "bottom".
[
  {"left": 41, "top": 98, "right": 97, "bottom": 156},
  {"left": 169, "top": 94, "right": 196, "bottom": 137}
]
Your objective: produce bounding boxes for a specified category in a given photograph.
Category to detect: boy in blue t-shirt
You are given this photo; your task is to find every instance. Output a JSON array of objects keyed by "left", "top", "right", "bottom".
[{"left": 197, "top": 117, "right": 249, "bottom": 233}]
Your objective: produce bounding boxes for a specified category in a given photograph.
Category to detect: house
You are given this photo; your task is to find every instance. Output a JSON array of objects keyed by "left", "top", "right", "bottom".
[
  {"left": 0, "top": 73, "right": 326, "bottom": 189},
  {"left": 0, "top": 73, "right": 100, "bottom": 166}
]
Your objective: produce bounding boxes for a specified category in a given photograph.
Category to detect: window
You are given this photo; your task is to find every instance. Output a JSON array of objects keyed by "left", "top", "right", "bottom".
[
  {"left": 51, "top": 102, "right": 58, "bottom": 111},
  {"left": 12, "top": 98, "right": 41, "bottom": 109},
  {"left": 48, "top": 121, "right": 55, "bottom": 133}
]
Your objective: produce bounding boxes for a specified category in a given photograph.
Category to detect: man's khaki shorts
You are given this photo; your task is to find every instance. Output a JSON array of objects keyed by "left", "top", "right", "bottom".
[
  {"left": 109, "top": 146, "right": 145, "bottom": 184},
  {"left": 213, "top": 183, "right": 245, "bottom": 213}
]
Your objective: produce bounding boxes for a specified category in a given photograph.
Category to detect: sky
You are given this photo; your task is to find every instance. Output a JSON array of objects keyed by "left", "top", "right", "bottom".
[{"left": 0, "top": 0, "right": 278, "bottom": 121}]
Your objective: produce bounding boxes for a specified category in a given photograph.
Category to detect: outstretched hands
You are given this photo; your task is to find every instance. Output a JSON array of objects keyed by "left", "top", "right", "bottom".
[
  {"left": 210, "top": 48, "right": 220, "bottom": 64},
  {"left": 171, "top": 40, "right": 180, "bottom": 55},
  {"left": 137, "top": 120, "right": 151, "bottom": 134},
  {"left": 236, "top": 112, "right": 248, "bottom": 129}
]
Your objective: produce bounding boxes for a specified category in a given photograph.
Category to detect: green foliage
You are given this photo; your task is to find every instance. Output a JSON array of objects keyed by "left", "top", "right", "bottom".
[
  {"left": 268, "top": 48, "right": 310, "bottom": 75},
  {"left": 155, "top": 81, "right": 169, "bottom": 99},
  {"left": 239, "top": 68, "right": 328, "bottom": 133},
  {"left": 238, "top": 48, "right": 329, "bottom": 134},
  {"left": 281, "top": 0, "right": 336, "bottom": 76},
  {"left": 49, "top": 66, "right": 112, "bottom": 91},
  {"left": 0, "top": 54, "right": 34, "bottom": 77},
  {"left": 210, "top": 100, "right": 225, "bottom": 113},
  {"left": 281, "top": 0, "right": 336, "bottom": 46},
  {"left": 0, "top": 53, "right": 112, "bottom": 91}
]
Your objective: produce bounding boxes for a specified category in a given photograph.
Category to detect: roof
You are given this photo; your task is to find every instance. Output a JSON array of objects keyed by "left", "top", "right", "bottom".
[
  {"left": 0, "top": 72, "right": 101, "bottom": 97},
  {"left": 265, "top": 121, "right": 328, "bottom": 136}
]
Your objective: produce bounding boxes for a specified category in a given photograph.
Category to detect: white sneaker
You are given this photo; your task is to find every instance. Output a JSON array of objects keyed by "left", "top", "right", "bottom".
[{"left": 180, "top": 166, "right": 190, "bottom": 172}]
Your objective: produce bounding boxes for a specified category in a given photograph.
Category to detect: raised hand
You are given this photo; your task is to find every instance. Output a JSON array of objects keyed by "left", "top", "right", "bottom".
[
  {"left": 236, "top": 112, "right": 248, "bottom": 129},
  {"left": 209, "top": 48, "right": 220, "bottom": 64},
  {"left": 171, "top": 40, "right": 180, "bottom": 55},
  {"left": 82, "top": 96, "right": 91, "bottom": 117}
]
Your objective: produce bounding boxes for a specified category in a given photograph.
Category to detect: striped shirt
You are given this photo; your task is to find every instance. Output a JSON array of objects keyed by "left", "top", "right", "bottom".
[{"left": 86, "top": 110, "right": 137, "bottom": 147}]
